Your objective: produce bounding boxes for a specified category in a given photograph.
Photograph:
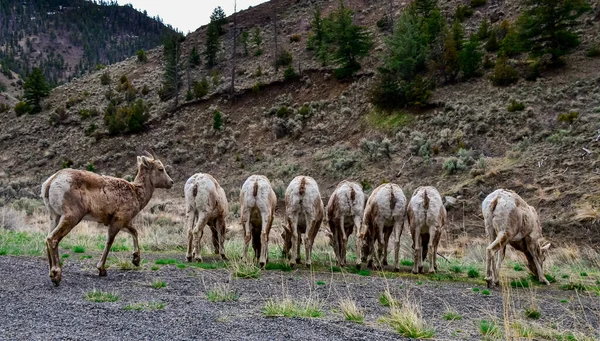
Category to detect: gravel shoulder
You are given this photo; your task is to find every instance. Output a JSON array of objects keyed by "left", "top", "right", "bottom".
[{"left": 0, "top": 255, "right": 598, "bottom": 341}]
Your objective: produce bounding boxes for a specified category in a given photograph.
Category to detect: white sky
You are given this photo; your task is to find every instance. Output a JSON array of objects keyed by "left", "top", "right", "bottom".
[{"left": 116, "top": 0, "right": 270, "bottom": 34}]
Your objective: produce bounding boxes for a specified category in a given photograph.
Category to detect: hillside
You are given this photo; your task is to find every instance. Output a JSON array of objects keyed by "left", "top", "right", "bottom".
[
  {"left": 0, "top": 0, "right": 175, "bottom": 89},
  {"left": 1, "top": 0, "right": 600, "bottom": 246}
]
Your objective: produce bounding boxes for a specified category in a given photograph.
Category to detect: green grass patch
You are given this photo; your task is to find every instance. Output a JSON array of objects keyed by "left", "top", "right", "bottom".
[
  {"left": 400, "top": 259, "right": 414, "bottom": 266},
  {"left": 84, "top": 289, "right": 119, "bottom": 303},
  {"left": 443, "top": 310, "right": 462, "bottom": 321},
  {"left": 187, "top": 261, "right": 225, "bottom": 270},
  {"left": 205, "top": 285, "right": 238, "bottom": 302},
  {"left": 80, "top": 255, "right": 93, "bottom": 259},
  {"left": 560, "top": 282, "right": 586, "bottom": 291},
  {"left": 73, "top": 246, "right": 86, "bottom": 253},
  {"left": 366, "top": 109, "right": 414, "bottom": 130},
  {"left": 176, "top": 264, "right": 186, "bottom": 269},
  {"left": 481, "top": 289, "right": 491, "bottom": 295},
  {"left": 510, "top": 278, "right": 531, "bottom": 288},
  {"left": 151, "top": 265, "right": 160, "bottom": 271},
  {"left": 0, "top": 230, "right": 45, "bottom": 256},
  {"left": 467, "top": 267, "right": 480, "bottom": 278},
  {"left": 379, "top": 291, "right": 397, "bottom": 307},
  {"left": 479, "top": 320, "right": 501, "bottom": 337},
  {"left": 580, "top": 272, "right": 588, "bottom": 277},
  {"left": 560, "top": 299, "right": 569, "bottom": 303},
  {"left": 231, "top": 261, "right": 261, "bottom": 279},
  {"left": 329, "top": 265, "right": 342, "bottom": 273},
  {"left": 472, "top": 287, "right": 480, "bottom": 292},
  {"left": 513, "top": 263, "right": 524, "bottom": 271},
  {"left": 339, "top": 298, "right": 364, "bottom": 323},
  {"left": 524, "top": 306, "right": 541, "bottom": 319},
  {"left": 152, "top": 280, "right": 166, "bottom": 289},
  {"left": 263, "top": 298, "right": 323, "bottom": 318},
  {"left": 155, "top": 258, "right": 179, "bottom": 265},
  {"left": 316, "top": 281, "right": 326, "bottom": 286},
  {"left": 61, "top": 253, "right": 70, "bottom": 258},
  {"left": 264, "top": 262, "right": 293, "bottom": 272},
  {"left": 124, "top": 301, "right": 165, "bottom": 311},
  {"left": 449, "top": 265, "right": 464, "bottom": 273}
]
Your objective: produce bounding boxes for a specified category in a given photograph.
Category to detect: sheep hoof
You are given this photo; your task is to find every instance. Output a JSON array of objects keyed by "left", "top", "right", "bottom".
[
  {"left": 220, "top": 254, "right": 228, "bottom": 261},
  {"left": 305, "top": 263, "right": 311, "bottom": 269},
  {"left": 393, "top": 267, "right": 400, "bottom": 273},
  {"left": 132, "top": 253, "right": 140, "bottom": 267},
  {"left": 295, "top": 258, "right": 301, "bottom": 265},
  {"left": 50, "top": 268, "right": 62, "bottom": 286},
  {"left": 382, "top": 260, "right": 388, "bottom": 266},
  {"left": 194, "top": 257, "right": 203, "bottom": 263},
  {"left": 259, "top": 261, "right": 265, "bottom": 269},
  {"left": 411, "top": 268, "right": 419, "bottom": 274},
  {"left": 486, "top": 278, "right": 494, "bottom": 289},
  {"left": 356, "top": 263, "right": 361, "bottom": 270},
  {"left": 186, "top": 256, "right": 192, "bottom": 262},
  {"left": 418, "top": 266, "right": 424, "bottom": 274},
  {"left": 98, "top": 268, "right": 107, "bottom": 277}
]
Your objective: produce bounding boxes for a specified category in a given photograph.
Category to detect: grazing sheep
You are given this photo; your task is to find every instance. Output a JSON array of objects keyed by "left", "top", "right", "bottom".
[
  {"left": 361, "top": 183, "right": 407, "bottom": 271},
  {"left": 240, "top": 175, "right": 277, "bottom": 267},
  {"left": 281, "top": 176, "right": 324, "bottom": 267},
  {"left": 482, "top": 189, "right": 551, "bottom": 288},
  {"left": 184, "top": 173, "right": 228, "bottom": 263},
  {"left": 407, "top": 186, "right": 446, "bottom": 274},
  {"left": 41, "top": 151, "right": 173, "bottom": 286},
  {"left": 326, "top": 180, "right": 365, "bottom": 267}
]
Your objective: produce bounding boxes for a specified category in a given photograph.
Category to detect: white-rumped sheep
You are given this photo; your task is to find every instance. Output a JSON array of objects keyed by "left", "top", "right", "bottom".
[
  {"left": 281, "top": 176, "right": 324, "bottom": 267},
  {"left": 407, "top": 186, "right": 446, "bottom": 274},
  {"left": 361, "top": 183, "right": 407, "bottom": 271},
  {"left": 482, "top": 189, "right": 551, "bottom": 288},
  {"left": 41, "top": 151, "right": 173, "bottom": 285},
  {"left": 326, "top": 180, "right": 365, "bottom": 267},
  {"left": 184, "top": 173, "right": 228, "bottom": 263},
  {"left": 240, "top": 175, "right": 277, "bottom": 267}
]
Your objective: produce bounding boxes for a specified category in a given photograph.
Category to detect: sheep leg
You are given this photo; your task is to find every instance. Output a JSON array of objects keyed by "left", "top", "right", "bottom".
[
  {"left": 393, "top": 220, "right": 403, "bottom": 272},
  {"left": 494, "top": 245, "right": 506, "bottom": 287},
  {"left": 97, "top": 225, "right": 120, "bottom": 278},
  {"left": 289, "top": 214, "right": 299, "bottom": 266},
  {"left": 432, "top": 230, "right": 442, "bottom": 272},
  {"left": 353, "top": 215, "right": 362, "bottom": 267},
  {"left": 374, "top": 222, "right": 385, "bottom": 270},
  {"left": 216, "top": 217, "right": 227, "bottom": 260},
  {"left": 46, "top": 215, "right": 79, "bottom": 286},
  {"left": 412, "top": 229, "right": 421, "bottom": 274},
  {"left": 527, "top": 239, "right": 550, "bottom": 285},
  {"left": 185, "top": 208, "right": 196, "bottom": 262},
  {"left": 383, "top": 225, "right": 393, "bottom": 267},
  {"left": 258, "top": 210, "right": 271, "bottom": 268},
  {"left": 242, "top": 210, "right": 251, "bottom": 263},
  {"left": 46, "top": 214, "right": 60, "bottom": 271},
  {"left": 339, "top": 215, "right": 347, "bottom": 266},
  {"left": 304, "top": 218, "right": 320, "bottom": 268},
  {"left": 123, "top": 226, "right": 141, "bottom": 266},
  {"left": 192, "top": 214, "right": 208, "bottom": 262},
  {"left": 485, "top": 231, "right": 506, "bottom": 288}
]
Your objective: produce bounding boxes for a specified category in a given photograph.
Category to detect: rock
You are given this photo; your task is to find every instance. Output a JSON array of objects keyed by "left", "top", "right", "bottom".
[{"left": 444, "top": 196, "right": 458, "bottom": 208}]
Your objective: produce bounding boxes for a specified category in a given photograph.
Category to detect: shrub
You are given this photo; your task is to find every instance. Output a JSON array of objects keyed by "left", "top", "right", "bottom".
[
  {"left": 485, "top": 30, "right": 499, "bottom": 52},
  {"left": 479, "top": 320, "right": 500, "bottom": 337},
  {"left": 136, "top": 49, "right": 148, "bottom": 63},
  {"left": 141, "top": 84, "right": 150, "bottom": 95},
  {"left": 185, "top": 90, "right": 193, "bottom": 101},
  {"left": 125, "top": 85, "right": 137, "bottom": 102},
  {"left": 0, "top": 102, "right": 9, "bottom": 113},
  {"left": 524, "top": 306, "right": 541, "bottom": 319},
  {"left": 507, "top": 99, "right": 525, "bottom": 112},
  {"left": 85, "top": 123, "right": 97, "bottom": 136},
  {"left": 476, "top": 19, "right": 490, "bottom": 40},
  {"left": 524, "top": 61, "right": 541, "bottom": 81},
  {"left": 79, "top": 108, "right": 99, "bottom": 119},
  {"left": 252, "top": 82, "right": 264, "bottom": 94},
  {"left": 283, "top": 65, "right": 299, "bottom": 81},
  {"left": 558, "top": 111, "right": 578, "bottom": 124},
  {"left": 254, "top": 65, "right": 263, "bottom": 78},
  {"left": 587, "top": 45, "right": 600, "bottom": 58},
  {"left": 14, "top": 101, "right": 31, "bottom": 116},
  {"left": 119, "top": 74, "right": 128, "bottom": 84},
  {"left": 276, "top": 106, "right": 291, "bottom": 118},
  {"left": 454, "top": 5, "right": 473, "bottom": 22},
  {"left": 86, "top": 163, "right": 96, "bottom": 172},
  {"left": 49, "top": 106, "right": 68, "bottom": 126},
  {"left": 471, "top": 0, "right": 487, "bottom": 7},
  {"left": 103, "top": 99, "right": 149, "bottom": 135},
  {"left": 499, "top": 25, "right": 523, "bottom": 57},
  {"left": 467, "top": 267, "right": 480, "bottom": 278},
  {"left": 275, "top": 50, "right": 293, "bottom": 67},
  {"left": 460, "top": 36, "right": 483, "bottom": 79},
  {"left": 213, "top": 110, "right": 223, "bottom": 130},
  {"left": 443, "top": 149, "right": 475, "bottom": 174},
  {"left": 490, "top": 56, "right": 519, "bottom": 86},
  {"left": 194, "top": 77, "right": 210, "bottom": 99},
  {"left": 289, "top": 34, "right": 301, "bottom": 43},
  {"left": 100, "top": 71, "right": 111, "bottom": 85}
]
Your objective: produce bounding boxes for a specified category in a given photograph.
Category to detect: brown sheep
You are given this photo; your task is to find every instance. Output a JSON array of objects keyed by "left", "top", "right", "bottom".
[
  {"left": 281, "top": 176, "right": 324, "bottom": 267},
  {"left": 41, "top": 152, "right": 173, "bottom": 285},
  {"left": 326, "top": 180, "right": 365, "bottom": 267},
  {"left": 407, "top": 186, "right": 446, "bottom": 274},
  {"left": 482, "top": 189, "right": 551, "bottom": 288},
  {"left": 184, "top": 173, "right": 228, "bottom": 263},
  {"left": 240, "top": 175, "right": 277, "bottom": 268}
]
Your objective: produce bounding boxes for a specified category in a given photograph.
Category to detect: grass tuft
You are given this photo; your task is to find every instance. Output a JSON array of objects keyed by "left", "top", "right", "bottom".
[
  {"left": 155, "top": 258, "right": 178, "bottom": 265},
  {"left": 479, "top": 319, "right": 500, "bottom": 337},
  {"left": 205, "top": 284, "right": 238, "bottom": 302},
  {"left": 467, "top": 267, "right": 480, "bottom": 278},
  {"left": 443, "top": 309, "right": 462, "bottom": 321},
  {"left": 152, "top": 280, "right": 166, "bottom": 289},
  {"left": 400, "top": 259, "right": 414, "bottom": 266},
  {"left": 84, "top": 289, "right": 119, "bottom": 303},
  {"left": 513, "top": 263, "right": 524, "bottom": 271},
  {"left": 316, "top": 280, "right": 326, "bottom": 286},
  {"left": 449, "top": 265, "right": 464, "bottom": 273},
  {"left": 73, "top": 246, "right": 85, "bottom": 253},
  {"left": 481, "top": 289, "right": 491, "bottom": 295},
  {"left": 510, "top": 278, "right": 531, "bottom": 288},
  {"left": 560, "top": 282, "right": 586, "bottom": 291},
  {"left": 263, "top": 297, "right": 323, "bottom": 318},
  {"left": 151, "top": 265, "right": 160, "bottom": 271},
  {"left": 380, "top": 299, "right": 435, "bottom": 339},
  {"left": 264, "top": 262, "right": 293, "bottom": 272},
  {"left": 524, "top": 306, "right": 541, "bottom": 319},
  {"left": 124, "top": 301, "right": 165, "bottom": 311},
  {"left": 339, "top": 298, "right": 364, "bottom": 323},
  {"left": 379, "top": 290, "right": 398, "bottom": 307},
  {"left": 230, "top": 261, "right": 261, "bottom": 279}
]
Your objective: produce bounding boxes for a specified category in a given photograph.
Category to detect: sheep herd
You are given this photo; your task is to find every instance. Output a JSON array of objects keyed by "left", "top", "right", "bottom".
[{"left": 40, "top": 152, "right": 551, "bottom": 288}]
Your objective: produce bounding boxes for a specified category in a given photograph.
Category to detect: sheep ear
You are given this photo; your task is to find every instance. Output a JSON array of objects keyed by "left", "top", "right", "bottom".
[{"left": 138, "top": 156, "right": 150, "bottom": 169}]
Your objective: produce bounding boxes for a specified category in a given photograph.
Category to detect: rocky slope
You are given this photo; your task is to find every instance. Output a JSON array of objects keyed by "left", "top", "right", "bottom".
[{"left": 0, "top": 0, "right": 599, "bottom": 245}]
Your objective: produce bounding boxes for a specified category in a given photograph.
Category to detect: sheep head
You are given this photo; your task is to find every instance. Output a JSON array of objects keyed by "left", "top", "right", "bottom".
[{"left": 137, "top": 153, "right": 173, "bottom": 189}]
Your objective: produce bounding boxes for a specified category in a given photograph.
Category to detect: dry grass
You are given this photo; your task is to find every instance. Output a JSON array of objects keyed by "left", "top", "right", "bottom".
[
  {"left": 379, "top": 294, "right": 434, "bottom": 339},
  {"left": 574, "top": 203, "right": 600, "bottom": 223},
  {"left": 205, "top": 283, "right": 238, "bottom": 302},
  {"left": 263, "top": 297, "right": 323, "bottom": 318},
  {"left": 339, "top": 298, "right": 364, "bottom": 323}
]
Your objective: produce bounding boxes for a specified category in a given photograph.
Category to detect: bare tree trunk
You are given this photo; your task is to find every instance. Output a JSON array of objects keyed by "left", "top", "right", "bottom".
[
  {"left": 230, "top": 0, "right": 237, "bottom": 96},
  {"left": 387, "top": 0, "right": 394, "bottom": 34},
  {"left": 174, "top": 42, "right": 180, "bottom": 108},
  {"left": 273, "top": 4, "right": 279, "bottom": 72}
]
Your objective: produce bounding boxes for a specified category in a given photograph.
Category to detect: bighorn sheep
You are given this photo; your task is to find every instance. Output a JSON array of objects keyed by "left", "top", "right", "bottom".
[
  {"left": 407, "top": 186, "right": 446, "bottom": 274},
  {"left": 184, "top": 173, "right": 228, "bottom": 263},
  {"left": 41, "top": 151, "right": 173, "bottom": 285},
  {"left": 240, "top": 175, "right": 277, "bottom": 267},
  {"left": 482, "top": 189, "right": 551, "bottom": 288},
  {"left": 361, "top": 183, "right": 407, "bottom": 271},
  {"left": 281, "top": 176, "right": 324, "bottom": 267},
  {"left": 326, "top": 180, "right": 365, "bottom": 267}
]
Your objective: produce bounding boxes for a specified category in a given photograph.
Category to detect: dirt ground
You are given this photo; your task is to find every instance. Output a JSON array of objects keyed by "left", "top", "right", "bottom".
[{"left": 1, "top": 253, "right": 598, "bottom": 341}]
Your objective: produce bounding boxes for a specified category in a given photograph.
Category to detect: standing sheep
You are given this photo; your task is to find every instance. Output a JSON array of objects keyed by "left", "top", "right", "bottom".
[
  {"left": 482, "top": 189, "right": 551, "bottom": 288},
  {"left": 41, "top": 152, "right": 173, "bottom": 285},
  {"left": 361, "top": 183, "right": 407, "bottom": 271},
  {"left": 240, "top": 175, "right": 277, "bottom": 267},
  {"left": 184, "top": 173, "right": 228, "bottom": 263},
  {"left": 282, "top": 176, "right": 324, "bottom": 267},
  {"left": 407, "top": 186, "right": 446, "bottom": 274},
  {"left": 326, "top": 180, "right": 365, "bottom": 267}
]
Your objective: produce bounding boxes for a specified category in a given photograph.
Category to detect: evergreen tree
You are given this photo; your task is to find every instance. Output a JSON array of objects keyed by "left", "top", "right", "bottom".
[
  {"left": 328, "top": 1, "right": 372, "bottom": 78},
  {"left": 307, "top": 5, "right": 330, "bottom": 64},
  {"left": 205, "top": 13, "right": 221, "bottom": 68},
  {"left": 23, "top": 67, "right": 49, "bottom": 114},
  {"left": 442, "top": 33, "right": 460, "bottom": 83},
  {"left": 252, "top": 27, "right": 263, "bottom": 56},
  {"left": 210, "top": 6, "right": 227, "bottom": 35},
  {"left": 485, "top": 30, "right": 499, "bottom": 52},
  {"left": 161, "top": 34, "right": 183, "bottom": 105},
  {"left": 459, "top": 36, "right": 483, "bottom": 79},
  {"left": 451, "top": 20, "right": 464, "bottom": 50},
  {"left": 189, "top": 46, "right": 201, "bottom": 67},
  {"left": 476, "top": 18, "right": 490, "bottom": 40},
  {"left": 240, "top": 31, "right": 249, "bottom": 56},
  {"left": 518, "top": 0, "right": 590, "bottom": 65}
]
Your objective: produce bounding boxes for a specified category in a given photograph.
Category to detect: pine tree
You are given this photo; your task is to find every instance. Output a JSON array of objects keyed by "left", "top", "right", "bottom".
[
  {"left": 485, "top": 30, "right": 499, "bottom": 52},
  {"left": 459, "top": 36, "right": 483, "bottom": 79},
  {"left": 205, "top": 16, "right": 220, "bottom": 68},
  {"left": 442, "top": 33, "right": 460, "bottom": 83},
  {"left": 252, "top": 27, "right": 263, "bottom": 56},
  {"left": 328, "top": 1, "right": 372, "bottom": 78},
  {"left": 23, "top": 67, "right": 50, "bottom": 114},
  {"left": 518, "top": 0, "right": 590, "bottom": 65},
  {"left": 240, "top": 31, "right": 249, "bottom": 56},
  {"left": 189, "top": 46, "right": 201, "bottom": 67},
  {"left": 161, "top": 34, "right": 183, "bottom": 105},
  {"left": 210, "top": 6, "right": 227, "bottom": 35},
  {"left": 476, "top": 18, "right": 490, "bottom": 40}
]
